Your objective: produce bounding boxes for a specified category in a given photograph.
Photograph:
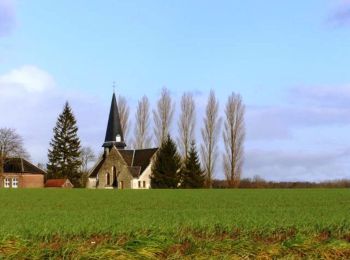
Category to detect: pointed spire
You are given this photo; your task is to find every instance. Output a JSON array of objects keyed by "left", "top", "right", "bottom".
[{"left": 102, "top": 91, "right": 126, "bottom": 149}]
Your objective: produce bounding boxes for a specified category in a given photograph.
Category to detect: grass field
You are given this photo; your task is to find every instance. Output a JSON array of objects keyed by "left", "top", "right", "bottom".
[{"left": 1, "top": 189, "right": 350, "bottom": 259}]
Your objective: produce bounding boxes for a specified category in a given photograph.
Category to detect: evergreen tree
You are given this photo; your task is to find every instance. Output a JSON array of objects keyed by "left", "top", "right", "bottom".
[
  {"left": 151, "top": 135, "right": 181, "bottom": 188},
  {"left": 180, "top": 141, "right": 205, "bottom": 188},
  {"left": 47, "top": 102, "right": 82, "bottom": 187}
]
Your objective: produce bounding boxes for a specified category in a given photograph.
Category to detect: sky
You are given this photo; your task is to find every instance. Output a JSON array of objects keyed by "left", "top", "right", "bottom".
[{"left": 1, "top": 0, "right": 350, "bottom": 181}]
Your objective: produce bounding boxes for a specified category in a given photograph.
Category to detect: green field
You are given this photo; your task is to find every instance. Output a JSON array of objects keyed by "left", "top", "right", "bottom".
[{"left": 1, "top": 189, "right": 350, "bottom": 259}]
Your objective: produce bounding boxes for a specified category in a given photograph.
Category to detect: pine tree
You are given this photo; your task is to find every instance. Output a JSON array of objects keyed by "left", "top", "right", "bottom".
[
  {"left": 151, "top": 135, "right": 181, "bottom": 188},
  {"left": 180, "top": 141, "right": 205, "bottom": 188},
  {"left": 47, "top": 102, "right": 82, "bottom": 187}
]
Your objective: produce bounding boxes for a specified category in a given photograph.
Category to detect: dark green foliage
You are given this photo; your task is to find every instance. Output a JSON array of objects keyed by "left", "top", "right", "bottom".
[
  {"left": 47, "top": 102, "right": 82, "bottom": 187},
  {"left": 151, "top": 135, "right": 181, "bottom": 188},
  {"left": 180, "top": 141, "right": 205, "bottom": 188}
]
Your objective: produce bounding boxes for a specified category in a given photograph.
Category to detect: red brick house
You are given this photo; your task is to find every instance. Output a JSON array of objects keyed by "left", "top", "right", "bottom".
[
  {"left": 0, "top": 158, "right": 45, "bottom": 188},
  {"left": 45, "top": 179, "right": 74, "bottom": 188}
]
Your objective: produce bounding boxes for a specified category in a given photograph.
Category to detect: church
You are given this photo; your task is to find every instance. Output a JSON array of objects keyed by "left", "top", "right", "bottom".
[{"left": 87, "top": 93, "right": 158, "bottom": 189}]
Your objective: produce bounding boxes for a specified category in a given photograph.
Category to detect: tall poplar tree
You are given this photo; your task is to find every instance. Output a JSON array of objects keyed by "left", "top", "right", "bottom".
[
  {"left": 47, "top": 102, "right": 82, "bottom": 187},
  {"left": 151, "top": 135, "right": 181, "bottom": 188}
]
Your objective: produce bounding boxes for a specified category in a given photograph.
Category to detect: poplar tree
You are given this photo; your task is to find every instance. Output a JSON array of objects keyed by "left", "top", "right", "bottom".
[
  {"left": 180, "top": 141, "right": 204, "bottom": 188},
  {"left": 47, "top": 102, "right": 82, "bottom": 186},
  {"left": 151, "top": 135, "right": 181, "bottom": 188}
]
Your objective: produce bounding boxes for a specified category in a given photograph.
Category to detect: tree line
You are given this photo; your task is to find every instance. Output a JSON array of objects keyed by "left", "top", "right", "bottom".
[
  {"left": 120, "top": 88, "right": 245, "bottom": 188},
  {"left": 0, "top": 88, "right": 246, "bottom": 188}
]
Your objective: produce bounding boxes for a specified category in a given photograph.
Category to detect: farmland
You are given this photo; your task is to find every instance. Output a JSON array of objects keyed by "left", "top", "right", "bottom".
[{"left": 1, "top": 189, "right": 350, "bottom": 259}]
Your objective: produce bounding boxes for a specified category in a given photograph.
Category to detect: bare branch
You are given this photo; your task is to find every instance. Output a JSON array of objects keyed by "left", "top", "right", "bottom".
[
  {"left": 223, "top": 93, "right": 245, "bottom": 187},
  {"left": 177, "top": 92, "right": 196, "bottom": 160},
  {"left": 153, "top": 87, "right": 175, "bottom": 146},
  {"left": 134, "top": 95, "right": 152, "bottom": 149},
  {"left": 79, "top": 146, "right": 96, "bottom": 173},
  {"left": 0, "top": 128, "right": 29, "bottom": 173},
  {"left": 117, "top": 95, "right": 130, "bottom": 142},
  {"left": 200, "top": 90, "right": 221, "bottom": 188}
]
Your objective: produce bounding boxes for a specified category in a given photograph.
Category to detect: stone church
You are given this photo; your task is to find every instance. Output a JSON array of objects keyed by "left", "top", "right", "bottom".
[{"left": 87, "top": 93, "right": 158, "bottom": 189}]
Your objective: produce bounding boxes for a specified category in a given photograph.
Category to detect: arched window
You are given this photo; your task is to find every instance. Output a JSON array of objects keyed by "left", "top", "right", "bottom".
[
  {"left": 112, "top": 166, "right": 118, "bottom": 187},
  {"left": 106, "top": 172, "right": 110, "bottom": 186},
  {"left": 116, "top": 134, "right": 121, "bottom": 142}
]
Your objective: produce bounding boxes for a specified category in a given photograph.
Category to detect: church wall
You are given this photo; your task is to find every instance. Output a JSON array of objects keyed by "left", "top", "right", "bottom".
[
  {"left": 96, "top": 147, "right": 133, "bottom": 189},
  {"left": 86, "top": 178, "right": 96, "bottom": 189}
]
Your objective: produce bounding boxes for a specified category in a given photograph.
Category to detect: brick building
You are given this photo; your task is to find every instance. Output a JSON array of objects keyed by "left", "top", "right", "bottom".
[
  {"left": 87, "top": 92, "right": 158, "bottom": 189},
  {"left": 0, "top": 158, "right": 45, "bottom": 188}
]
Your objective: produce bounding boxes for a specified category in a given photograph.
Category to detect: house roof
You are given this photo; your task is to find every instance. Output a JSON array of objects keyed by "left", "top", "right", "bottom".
[
  {"left": 45, "top": 179, "right": 72, "bottom": 187},
  {"left": 89, "top": 148, "right": 158, "bottom": 178},
  {"left": 3, "top": 158, "right": 46, "bottom": 175},
  {"left": 102, "top": 92, "right": 126, "bottom": 149}
]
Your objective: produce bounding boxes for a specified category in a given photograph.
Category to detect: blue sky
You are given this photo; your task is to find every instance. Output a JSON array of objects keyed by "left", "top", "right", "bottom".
[{"left": 1, "top": 0, "right": 350, "bottom": 181}]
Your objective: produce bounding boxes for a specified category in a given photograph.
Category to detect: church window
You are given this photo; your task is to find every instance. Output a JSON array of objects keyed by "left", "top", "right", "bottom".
[
  {"left": 4, "top": 178, "right": 10, "bottom": 188},
  {"left": 138, "top": 181, "right": 141, "bottom": 188},
  {"left": 143, "top": 181, "right": 146, "bottom": 188},
  {"left": 116, "top": 134, "right": 121, "bottom": 142},
  {"left": 112, "top": 167, "right": 117, "bottom": 187},
  {"left": 106, "top": 173, "right": 110, "bottom": 186},
  {"left": 12, "top": 178, "right": 18, "bottom": 188}
]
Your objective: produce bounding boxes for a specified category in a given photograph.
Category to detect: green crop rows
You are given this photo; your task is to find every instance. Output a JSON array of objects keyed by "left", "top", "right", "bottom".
[{"left": 1, "top": 189, "right": 350, "bottom": 259}]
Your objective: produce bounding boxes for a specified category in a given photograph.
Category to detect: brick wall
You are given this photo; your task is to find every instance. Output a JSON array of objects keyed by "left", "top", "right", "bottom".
[
  {"left": 0, "top": 173, "right": 44, "bottom": 188},
  {"left": 22, "top": 174, "right": 44, "bottom": 188}
]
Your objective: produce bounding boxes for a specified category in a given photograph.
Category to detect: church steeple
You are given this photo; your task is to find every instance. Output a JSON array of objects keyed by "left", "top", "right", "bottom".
[{"left": 102, "top": 92, "right": 126, "bottom": 149}]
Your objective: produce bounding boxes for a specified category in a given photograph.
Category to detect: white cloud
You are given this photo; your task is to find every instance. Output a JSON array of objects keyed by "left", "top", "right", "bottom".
[
  {"left": 0, "top": 65, "right": 107, "bottom": 165},
  {"left": 0, "top": 65, "right": 55, "bottom": 95}
]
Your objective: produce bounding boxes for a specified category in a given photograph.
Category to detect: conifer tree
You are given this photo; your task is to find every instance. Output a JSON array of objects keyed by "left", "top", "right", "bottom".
[
  {"left": 47, "top": 102, "right": 82, "bottom": 186},
  {"left": 151, "top": 135, "right": 181, "bottom": 188},
  {"left": 180, "top": 141, "right": 205, "bottom": 188}
]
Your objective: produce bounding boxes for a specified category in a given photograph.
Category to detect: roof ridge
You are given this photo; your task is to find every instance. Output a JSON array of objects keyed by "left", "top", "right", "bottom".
[{"left": 131, "top": 149, "right": 136, "bottom": 166}]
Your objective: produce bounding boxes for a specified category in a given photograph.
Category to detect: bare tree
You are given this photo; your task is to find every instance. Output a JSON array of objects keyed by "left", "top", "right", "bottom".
[
  {"left": 153, "top": 87, "right": 174, "bottom": 146},
  {"left": 223, "top": 93, "right": 245, "bottom": 188},
  {"left": 79, "top": 146, "right": 96, "bottom": 187},
  {"left": 0, "top": 128, "right": 29, "bottom": 173},
  {"left": 177, "top": 92, "right": 196, "bottom": 160},
  {"left": 134, "top": 95, "right": 152, "bottom": 149},
  {"left": 200, "top": 90, "right": 221, "bottom": 188},
  {"left": 79, "top": 146, "right": 96, "bottom": 173},
  {"left": 117, "top": 95, "right": 130, "bottom": 142}
]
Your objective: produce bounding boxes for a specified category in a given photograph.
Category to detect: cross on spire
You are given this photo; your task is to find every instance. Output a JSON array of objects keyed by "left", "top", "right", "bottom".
[{"left": 112, "top": 81, "right": 116, "bottom": 93}]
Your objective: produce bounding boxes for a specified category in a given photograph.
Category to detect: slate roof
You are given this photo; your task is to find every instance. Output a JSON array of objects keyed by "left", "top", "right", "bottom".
[
  {"left": 102, "top": 92, "right": 126, "bottom": 149},
  {"left": 89, "top": 148, "right": 158, "bottom": 178},
  {"left": 128, "top": 166, "right": 142, "bottom": 178},
  {"left": 3, "top": 158, "right": 46, "bottom": 175}
]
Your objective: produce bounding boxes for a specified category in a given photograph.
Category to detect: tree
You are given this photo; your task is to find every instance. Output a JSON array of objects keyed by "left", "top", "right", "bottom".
[
  {"left": 223, "top": 93, "right": 245, "bottom": 187},
  {"left": 79, "top": 146, "right": 96, "bottom": 187},
  {"left": 151, "top": 135, "right": 181, "bottom": 188},
  {"left": 177, "top": 92, "right": 196, "bottom": 160},
  {"left": 180, "top": 141, "right": 204, "bottom": 188},
  {"left": 153, "top": 87, "right": 174, "bottom": 146},
  {"left": 134, "top": 95, "right": 152, "bottom": 149},
  {"left": 200, "top": 90, "right": 221, "bottom": 188},
  {"left": 47, "top": 102, "right": 82, "bottom": 187},
  {"left": 118, "top": 95, "right": 130, "bottom": 144},
  {"left": 0, "top": 128, "right": 29, "bottom": 173},
  {"left": 79, "top": 146, "right": 96, "bottom": 173}
]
